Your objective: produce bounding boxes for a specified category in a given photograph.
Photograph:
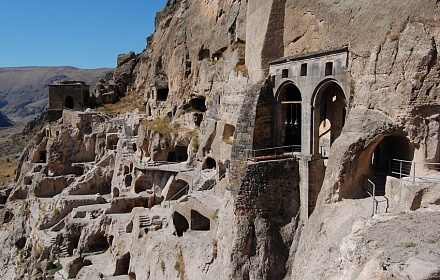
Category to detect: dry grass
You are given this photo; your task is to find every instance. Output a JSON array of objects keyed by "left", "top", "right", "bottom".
[
  {"left": 0, "top": 157, "right": 17, "bottom": 187},
  {"left": 174, "top": 248, "right": 186, "bottom": 280},
  {"left": 96, "top": 90, "right": 145, "bottom": 115},
  {"left": 233, "top": 64, "right": 248, "bottom": 77},
  {"left": 142, "top": 117, "right": 173, "bottom": 137},
  {"left": 222, "top": 135, "right": 233, "bottom": 145}
]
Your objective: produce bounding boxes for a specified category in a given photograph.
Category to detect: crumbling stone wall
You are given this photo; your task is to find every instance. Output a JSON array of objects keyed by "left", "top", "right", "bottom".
[
  {"left": 230, "top": 80, "right": 272, "bottom": 188},
  {"left": 232, "top": 158, "right": 300, "bottom": 279},
  {"left": 235, "top": 158, "right": 299, "bottom": 219}
]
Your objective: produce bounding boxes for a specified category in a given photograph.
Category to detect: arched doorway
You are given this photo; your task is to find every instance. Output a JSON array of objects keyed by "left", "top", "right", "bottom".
[
  {"left": 276, "top": 83, "right": 302, "bottom": 148},
  {"left": 313, "top": 81, "right": 347, "bottom": 156},
  {"left": 65, "top": 96, "right": 74, "bottom": 109}
]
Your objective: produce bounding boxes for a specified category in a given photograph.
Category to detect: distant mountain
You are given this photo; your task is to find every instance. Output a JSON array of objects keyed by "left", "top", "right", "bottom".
[
  {"left": 0, "top": 66, "right": 113, "bottom": 123},
  {"left": 0, "top": 111, "right": 12, "bottom": 127}
]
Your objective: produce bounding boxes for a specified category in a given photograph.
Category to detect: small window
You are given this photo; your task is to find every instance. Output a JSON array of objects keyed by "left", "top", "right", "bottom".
[
  {"left": 300, "top": 63, "right": 307, "bottom": 76},
  {"left": 325, "top": 62, "right": 333, "bottom": 76},
  {"left": 282, "top": 69, "right": 289, "bottom": 78}
]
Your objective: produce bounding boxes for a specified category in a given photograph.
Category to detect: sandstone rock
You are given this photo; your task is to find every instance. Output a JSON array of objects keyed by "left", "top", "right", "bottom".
[{"left": 403, "top": 251, "right": 440, "bottom": 280}]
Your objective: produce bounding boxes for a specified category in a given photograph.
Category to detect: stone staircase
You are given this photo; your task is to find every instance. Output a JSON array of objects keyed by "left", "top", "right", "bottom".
[
  {"left": 373, "top": 171, "right": 388, "bottom": 196},
  {"left": 139, "top": 215, "right": 151, "bottom": 228},
  {"left": 118, "top": 222, "right": 126, "bottom": 235},
  {"left": 192, "top": 176, "right": 203, "bottom": 192},
  {"left": 59, "top": 244, "right": 69, "bottom": 257},
  {"left": 50, "top": 236, "right": 57, "bottom": 245}
]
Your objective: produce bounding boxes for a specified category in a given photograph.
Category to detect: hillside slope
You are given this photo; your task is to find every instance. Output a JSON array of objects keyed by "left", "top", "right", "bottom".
[{"left": 0, "top": 111, "right": 12, "bottom": 127}]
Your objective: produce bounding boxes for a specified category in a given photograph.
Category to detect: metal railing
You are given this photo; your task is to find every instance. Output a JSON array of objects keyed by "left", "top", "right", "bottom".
[
  {"left": 362, "top": 175, "right": 388, "bottom": 216},
  {"left": 246, "top": 145, "right": 301, "bottom": 162},
  {"left": 165, "top": 169, "right": 228, "bottom": 205},
  {"left": 166, "top": 169, "right": 203, "bottom": 206},
  {"left": 133, "top": 159, "right": 193, "bottom": 172},
  {"left": 390, "top": 159, "right": 440, "bottom": 183},
  {"left": 194, "top": 170, "right": 227, "bottom": 198}
]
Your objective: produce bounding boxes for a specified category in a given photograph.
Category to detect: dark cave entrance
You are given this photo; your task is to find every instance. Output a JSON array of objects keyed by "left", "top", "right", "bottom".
[
  {"left": 173, "top": 212, "right": 189, "bottom": 237},
  {"left": 371, "top": 135, "right": 414, "bottom": 195},
  {"left": 203, "top": 157, "right": 216, "bottom": 170},
  {"left": 190, "top": 210, "right": 210, "bottom": 231},
  {"left": 157, "top": 88, "right": 169, "bottom": 101}
]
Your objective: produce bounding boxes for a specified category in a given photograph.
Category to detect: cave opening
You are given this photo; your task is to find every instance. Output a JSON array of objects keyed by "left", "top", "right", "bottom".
[
  {"left": 190, "top": 210, "right": 210, "bottom": 231},
  {"left": 173, "top": 212, "right": 189, "bottom": 237},
  {"left": 125, "top": 174, "right": 132, "bottom": 187},
  {"left": 370, "top": 135, "right": 414, "bottom": 195},
  {"left": 203, "top": 157, "right": 216, "bottom": 170},
  {"left": 39, "top": 151, "right": 47, "bottom": 163},
  {"left": 175, "top": 146, "right": 188, "bottom": 162},
  {"left": 157, "top": 88, "right": 169, "bottom": 101},
  {"left": 114, "top": 252, "right": 131, "bottom": 276},
  {"left": 113, "top": 187, "right": 120, "bottom": 198},
  {"left": 134, "top": 176, "right": 151, "bottom": 194},
  {"left": 189, "top": 97, "right": 206, "bottom": 112},
  {"left": 86, "top": 233, "right": 109, "bottom": 253}
]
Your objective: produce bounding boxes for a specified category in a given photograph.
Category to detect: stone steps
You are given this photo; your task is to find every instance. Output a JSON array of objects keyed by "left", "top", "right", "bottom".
[
  {"left": 118, "top": 223, "right": 126, "bottom": 234},
  {"left": 50, "top": 236, "right": 57, "bottom": 245},
  {"left": 139, "top": 215, "right": 151, "bottom": 228},
  {"left": 59, "top": 244, "right": 69, "bottom": 257}
]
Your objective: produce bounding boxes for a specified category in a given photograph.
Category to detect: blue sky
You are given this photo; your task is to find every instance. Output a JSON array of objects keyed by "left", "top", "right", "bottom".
[{"left": 0, "top": 0, "right": 168, "bottom": 69}]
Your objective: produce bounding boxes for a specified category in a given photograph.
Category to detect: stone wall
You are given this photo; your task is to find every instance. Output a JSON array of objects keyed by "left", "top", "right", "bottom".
[
  {"left": 48, "top": 82, "right": 89, "bottom": 111},
  {"left": 235, "top": 158, "right": 300, "bottom": 221},
  {"left": 230, "top": 80, "right": 269, "bottom": 188},
  {"left": 231, "top": 158, "right": 300, "bottom": 279}
]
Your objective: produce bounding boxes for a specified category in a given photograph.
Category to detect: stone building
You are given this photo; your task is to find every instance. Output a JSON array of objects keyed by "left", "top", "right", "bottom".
[{"left": 48, "top": 81, "right": 90, "bottom": 121}]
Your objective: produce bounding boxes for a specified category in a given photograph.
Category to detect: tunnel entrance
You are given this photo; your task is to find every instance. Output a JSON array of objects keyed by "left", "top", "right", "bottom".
[
  {"left": 173, "top": 212, "right": 189, "bottom": 237},
  {"left": 371, "top": 135, "right": 414, "bottom": 195}
]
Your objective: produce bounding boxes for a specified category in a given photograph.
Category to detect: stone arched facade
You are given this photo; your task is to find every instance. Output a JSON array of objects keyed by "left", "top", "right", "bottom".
[
  {"left": 48, "top": 81, "right": 90, "bottom": 121},
  {"left": 269, "top": 48, "right": 350, "bottom": 155}
]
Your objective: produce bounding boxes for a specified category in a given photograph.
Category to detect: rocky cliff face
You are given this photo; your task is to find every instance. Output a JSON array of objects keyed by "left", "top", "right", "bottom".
[{"left": 1, "top": 1, "right": 440, "bottom": 279}]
